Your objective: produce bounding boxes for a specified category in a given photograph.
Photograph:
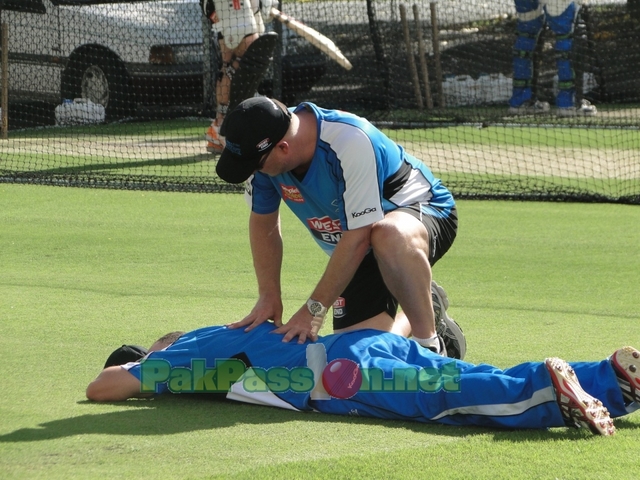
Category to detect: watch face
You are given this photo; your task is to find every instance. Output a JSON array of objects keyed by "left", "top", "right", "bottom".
[
  {"left": 307, "top": 299, "right": 327, "bottom": 317},
  {"left": 309, "top": 302, "right": 323, "bottom": 316}
]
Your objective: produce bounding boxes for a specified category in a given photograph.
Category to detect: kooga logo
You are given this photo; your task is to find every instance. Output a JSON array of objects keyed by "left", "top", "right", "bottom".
[{"left": 352, "top": 207, "right": 377, "bottom": 218}]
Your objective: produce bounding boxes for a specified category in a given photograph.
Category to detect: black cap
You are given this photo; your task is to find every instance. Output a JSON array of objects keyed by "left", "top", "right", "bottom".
[
  {"left": 103, "top": 344, "right": 149, "bottom": 368},
  {"left": 216, "top": 97, "right": 292, "bottom": 184}
]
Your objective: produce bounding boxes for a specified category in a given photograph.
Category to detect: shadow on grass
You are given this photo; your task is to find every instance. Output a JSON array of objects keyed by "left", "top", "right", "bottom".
[
  {"left": 28, "top": 153, "right": 214, "bottom": 176},
  {"left": 1, "top": 394, "right": 638, "bottom": 443}
]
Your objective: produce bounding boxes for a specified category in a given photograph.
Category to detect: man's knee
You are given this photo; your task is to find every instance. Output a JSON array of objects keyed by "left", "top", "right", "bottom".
[
  {"left": 227, "top": 32, "right": 278, "bottom": 109},
  {"left": 547, "top": 4, "right": 577, "bottom": 36},
  {"left": 371, "top": 213, "right": 429, "bottom": 254}
]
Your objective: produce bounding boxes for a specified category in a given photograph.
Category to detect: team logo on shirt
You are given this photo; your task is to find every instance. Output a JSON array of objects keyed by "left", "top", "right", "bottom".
[
  {"left": 280, "top": 184, "right": 304, "bottom": 203},
  {"left": 333, "top": 297, "right": 346, "bottom": 318},
  {"left": 351, "top": 207, "right": 377, "bottom": 218},
  {"left": 307, "top": 216, "right": 342, "bottom": 244}
]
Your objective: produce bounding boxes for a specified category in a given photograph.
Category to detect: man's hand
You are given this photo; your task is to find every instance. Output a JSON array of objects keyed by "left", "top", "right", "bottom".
[
  {"left": 273, "top": 304, "right": 317, "bottom": 344},
  {"left": 226, "top": 293, "right": 283, "bottom": 331}
]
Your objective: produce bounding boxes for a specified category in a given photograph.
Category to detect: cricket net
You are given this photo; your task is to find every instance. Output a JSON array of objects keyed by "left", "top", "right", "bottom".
[{"left": 0, "top": 0, "right": 638, "bottom": 203}]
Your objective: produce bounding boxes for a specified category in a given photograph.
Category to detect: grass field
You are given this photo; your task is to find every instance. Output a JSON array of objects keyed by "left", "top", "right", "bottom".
[{"left": 1, "top": 184, "right": 640, "bottom": 479}]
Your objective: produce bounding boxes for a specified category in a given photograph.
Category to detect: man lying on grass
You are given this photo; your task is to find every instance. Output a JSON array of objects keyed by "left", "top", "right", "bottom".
[{"left": 86, "top": 323, "right": 639, "bottom": 436}]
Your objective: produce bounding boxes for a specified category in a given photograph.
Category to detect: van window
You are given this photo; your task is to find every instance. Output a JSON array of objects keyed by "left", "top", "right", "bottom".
[{"left": 0, "top": 0, "right": 46, "bottom": 13}]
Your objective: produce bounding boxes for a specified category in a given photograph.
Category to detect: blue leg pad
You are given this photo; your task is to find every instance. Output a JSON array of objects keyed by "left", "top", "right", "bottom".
[
  {"left": 547, "top": 2, "right": 578, "bottom": 107},
  {"left": 510, "top": 13, "right": 545, "bottom": 107}
]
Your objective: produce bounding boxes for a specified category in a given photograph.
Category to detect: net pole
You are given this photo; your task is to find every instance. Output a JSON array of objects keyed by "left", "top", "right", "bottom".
[
  {"left": 400, "top": 4, "right": 424, "bottom": 109},
  {"left": 413, "top": 4, "right": 433, "bottom": 109},
  {"left": 1, "top": 21, "right": 8, "bottom": 139},
  {"left": 201, "top": 16, "right": 214, "bottom": 115},
  {"left": 429, "top": 2, "right": 444, "bottom": 107}
]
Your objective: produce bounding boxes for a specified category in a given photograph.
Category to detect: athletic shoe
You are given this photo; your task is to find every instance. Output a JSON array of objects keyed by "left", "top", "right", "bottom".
[
  {"left": 557, "top": 99, "right": 598, "bottom": 117},
  {"left": 205, "top": 119, "right": 225, "bottom": 154},
  {"left": 507, "top": 100, "right": 550, "bottom": 116},
  {"left": 610, "top": 346, "right": 640, "bottom": 405},
  {"left": 432, "top": 281, "right": 467, "bottom": 360},
  {"left": 545, "top": 357, "right": 616, "bottom": 436}
]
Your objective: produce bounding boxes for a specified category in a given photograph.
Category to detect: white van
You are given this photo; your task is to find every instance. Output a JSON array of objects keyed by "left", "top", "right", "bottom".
[{"left": 2, "top": 0, "right": 206, "bottom": 120}]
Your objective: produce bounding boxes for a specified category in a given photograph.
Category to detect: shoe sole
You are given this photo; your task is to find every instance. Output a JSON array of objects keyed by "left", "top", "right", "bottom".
[
  {"left": 611, "top": 346, "right": 640, "bottom": 404},
  {"left": 545, "top": 357, "right": 615, "bottom": 436}
]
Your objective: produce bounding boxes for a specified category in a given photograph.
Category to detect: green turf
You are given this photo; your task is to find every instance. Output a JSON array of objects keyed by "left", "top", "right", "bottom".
[
  {"left": 1, "top": 184, "right": 639, "bottom": 479},
  {"left": 2, "top": 121, "right": 637, "bottom": 202},
  {"left": 384, "top": 124, "right": 640, "bottom": 149}
]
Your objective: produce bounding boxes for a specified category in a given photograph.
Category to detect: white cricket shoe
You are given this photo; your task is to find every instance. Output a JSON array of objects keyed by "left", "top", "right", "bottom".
[
  {"left": 610, "top": 346, "right": 640, "bottom": 406},
  {"left": 508, "top": 100, "right": 550, "bottom": 116},
  {"left": 557, "top": 99, "right": 598, "bottom": 117},
  {"left": 205, "top": 119, "right": 225, "bottom": 154},
  {"left": 545, "top": 357, "right": 616, "bottom": 436}
]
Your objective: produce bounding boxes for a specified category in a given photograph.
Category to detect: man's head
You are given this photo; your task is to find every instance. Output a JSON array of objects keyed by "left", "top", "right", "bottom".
[
  {"left": 148, "top": 331, "right": 185, "bottom": 353},
  {"left": 216, "top": 97, "right": 292, "bottom": 184},
  {"left": 103, "top": 331, "right": 185, "bottom": 368}
]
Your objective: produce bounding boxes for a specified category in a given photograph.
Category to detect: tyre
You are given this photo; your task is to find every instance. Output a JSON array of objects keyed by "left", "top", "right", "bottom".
[{"left": 61, "top": 46, "right": 133, "bottom": 120}]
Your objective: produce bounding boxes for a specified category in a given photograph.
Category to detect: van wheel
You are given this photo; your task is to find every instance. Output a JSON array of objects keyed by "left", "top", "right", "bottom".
[{"left": 62, "top": 49, "right": 133, "bottom": 120}]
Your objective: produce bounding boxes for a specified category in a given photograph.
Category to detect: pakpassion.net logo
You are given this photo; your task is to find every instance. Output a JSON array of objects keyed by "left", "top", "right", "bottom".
[{"left": 139, "top": 347, "right": 461, "bottom": 399}]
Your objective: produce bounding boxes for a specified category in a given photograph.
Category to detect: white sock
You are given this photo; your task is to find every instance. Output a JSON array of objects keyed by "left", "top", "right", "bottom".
[{"left": 413, "top": 335, "right": 441, "bottom": 353}]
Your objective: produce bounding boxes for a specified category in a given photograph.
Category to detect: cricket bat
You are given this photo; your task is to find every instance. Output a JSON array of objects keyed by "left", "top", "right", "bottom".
[{"left": 270, "top": 8, "right": 353, "bottom": 71}]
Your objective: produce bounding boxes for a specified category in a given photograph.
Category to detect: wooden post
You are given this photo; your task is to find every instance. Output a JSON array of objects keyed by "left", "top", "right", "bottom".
[
  {"left": 429, "top": 2, "right": 444, "bottom": 107},
  {"left": 413, "top": 4, "right": 433, "bottom": 109},
  {"left": 400, "top": 4, "right": 423, "bottom": 109},
  {"left": 1, "top": 22, "right": 8, "bottom": 139}
]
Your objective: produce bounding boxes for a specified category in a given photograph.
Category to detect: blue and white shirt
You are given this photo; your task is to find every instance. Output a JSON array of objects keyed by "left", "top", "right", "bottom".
[{"left": 245, "top": 102, "right": 456, "bottom": 255}]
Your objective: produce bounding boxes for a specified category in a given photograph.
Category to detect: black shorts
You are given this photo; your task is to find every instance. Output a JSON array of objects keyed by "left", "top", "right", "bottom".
[{"left": 332, "top": 205, "right": 458, "bottom": 330}]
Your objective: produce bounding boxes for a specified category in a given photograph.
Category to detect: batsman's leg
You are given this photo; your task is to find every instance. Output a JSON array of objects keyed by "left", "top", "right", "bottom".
[
  {"left": 546, "top": 1, "right": 578, "bottom": 109},
  {"left": 227, "top": 31, "right": 278, "bottom": 110},
  {"left": 509, "top": 0, "right": 547, "bottom": 113},
  {"left": 207, "top": 33, "right": 277, "bottom": 153}
]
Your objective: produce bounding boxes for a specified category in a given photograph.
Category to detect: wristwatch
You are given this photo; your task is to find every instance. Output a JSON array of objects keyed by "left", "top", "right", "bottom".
[{"left": 306, "top": 298, "right": 328, "bottom": 337}]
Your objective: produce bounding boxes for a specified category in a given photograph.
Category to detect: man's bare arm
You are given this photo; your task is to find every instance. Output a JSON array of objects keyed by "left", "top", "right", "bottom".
[
  {"left": 228, "top": 210, "right": 284, "bottom": 330},
  {"left": 309, "top": 226, "right": 372, "bottom": 307},
  {"left": 86, "top": 366, "right": 151, "bottom": 402},
  {"left": 275, "top": 225, "right": 372, "bottom": 342}
]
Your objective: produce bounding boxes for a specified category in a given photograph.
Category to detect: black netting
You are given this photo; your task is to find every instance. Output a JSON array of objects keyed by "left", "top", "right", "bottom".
[{"left": 0, "top": 0, "right": 638, "bottom": 203}]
